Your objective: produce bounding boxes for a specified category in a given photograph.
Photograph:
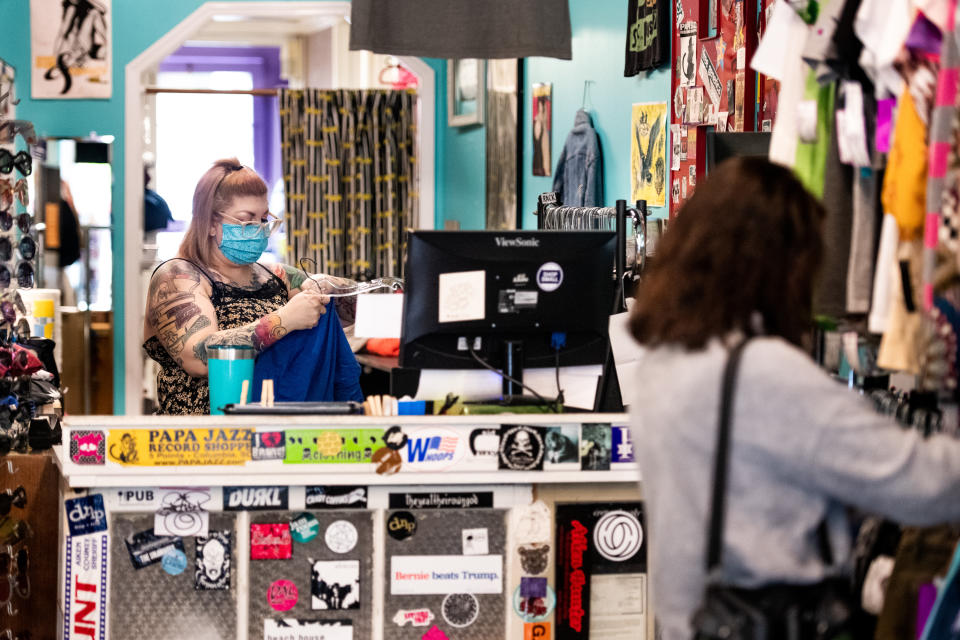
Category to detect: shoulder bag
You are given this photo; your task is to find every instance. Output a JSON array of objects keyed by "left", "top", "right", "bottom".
[{"left": 690, "top": 339, "right": 859, "bottom": 640}]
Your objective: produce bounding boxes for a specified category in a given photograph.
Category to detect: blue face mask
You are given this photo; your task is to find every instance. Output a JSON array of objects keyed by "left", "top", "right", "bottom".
[{"left": 218, "top": 224, "right": 268, "bottom": 265}]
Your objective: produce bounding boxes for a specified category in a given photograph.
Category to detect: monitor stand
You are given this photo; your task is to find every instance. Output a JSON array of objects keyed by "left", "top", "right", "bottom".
[{"left": 499, "top": 340, "right": 556, "bottom": 407}]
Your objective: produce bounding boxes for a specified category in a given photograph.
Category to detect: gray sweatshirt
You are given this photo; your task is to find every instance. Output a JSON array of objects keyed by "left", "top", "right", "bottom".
[{"left": 630, "top": 337, "right": 960, "bottom": 640}]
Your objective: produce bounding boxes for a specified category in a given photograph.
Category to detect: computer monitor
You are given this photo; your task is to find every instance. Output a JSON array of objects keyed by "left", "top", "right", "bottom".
[
  {"left": 705, "top": 131, "right": 771, "bottom": 172},
  {"left": 399, "top": 230, "right": 617, "bottom": 390}
]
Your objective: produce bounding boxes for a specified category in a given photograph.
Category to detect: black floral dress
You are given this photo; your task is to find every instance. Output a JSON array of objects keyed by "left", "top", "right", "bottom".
[{"left": 143, "top": 259, "right": 288, "bottom": 415}]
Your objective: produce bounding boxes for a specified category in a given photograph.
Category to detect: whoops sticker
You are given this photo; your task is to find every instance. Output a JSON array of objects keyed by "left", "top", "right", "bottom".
[{"left": 393, "top": 608, "right": 435, "bottom": 627}]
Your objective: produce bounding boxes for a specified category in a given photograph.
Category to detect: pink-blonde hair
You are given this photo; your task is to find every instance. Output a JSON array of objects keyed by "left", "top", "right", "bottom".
[{"left": 178, "top": 158, "right": 268, "bottom": 265}]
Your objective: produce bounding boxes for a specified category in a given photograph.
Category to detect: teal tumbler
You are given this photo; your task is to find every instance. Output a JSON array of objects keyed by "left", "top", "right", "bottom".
[{"left": 206, "top": 344, "right": 255, "bottom": 415}]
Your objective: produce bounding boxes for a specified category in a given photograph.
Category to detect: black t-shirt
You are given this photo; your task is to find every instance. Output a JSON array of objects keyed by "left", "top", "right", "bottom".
[{"left": 625, "top": 0, "right": 670, "bottom": 76}]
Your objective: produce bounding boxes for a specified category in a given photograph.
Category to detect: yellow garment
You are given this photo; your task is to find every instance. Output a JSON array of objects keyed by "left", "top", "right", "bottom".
[{"left": 882, "top": 90, "right": 929, "bottom": 241}]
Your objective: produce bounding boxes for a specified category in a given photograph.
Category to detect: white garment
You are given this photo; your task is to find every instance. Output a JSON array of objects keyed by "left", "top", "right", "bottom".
[
  {"left": 869, "top": 214, "right": 900, "bottom": 333},
  {"left": 915, "top": 0, "right": 952, "bottom": 32},
  {"left": 751, "top": 0, "right": 810, "bottom": 166},
  {"left": 855, "top": 0, "right": 914, "bottom": 98}
]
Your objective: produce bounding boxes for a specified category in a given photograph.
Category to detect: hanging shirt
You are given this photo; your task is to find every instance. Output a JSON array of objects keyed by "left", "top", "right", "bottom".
[
  {"left": 253, "top": 303, "right": 363, "bottom": 404},
  {"left": 624, "top": 0, "right": 670, "bottom": 76}
]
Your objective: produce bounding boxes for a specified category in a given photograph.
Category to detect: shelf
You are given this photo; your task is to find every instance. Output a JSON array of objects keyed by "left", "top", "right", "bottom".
[{"left": 58, "top": 413, "right": 640, "bottom": 488}]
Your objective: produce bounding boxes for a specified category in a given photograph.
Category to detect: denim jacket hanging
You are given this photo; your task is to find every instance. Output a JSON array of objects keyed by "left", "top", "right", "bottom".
[{"left": 552, "top": 109, "right": 604, "bottom": 207}]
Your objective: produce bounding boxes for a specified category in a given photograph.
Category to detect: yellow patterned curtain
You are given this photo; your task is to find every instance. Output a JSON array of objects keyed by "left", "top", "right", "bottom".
[{"left": 279, "top": 89, "right": 418, "bottom": 279}]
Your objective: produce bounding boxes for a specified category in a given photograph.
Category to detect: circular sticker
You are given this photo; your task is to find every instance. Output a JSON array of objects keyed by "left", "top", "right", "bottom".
[
  {"left": 535, "top": 262, "right": 564, "bottom": 292},
  {"left": 442, "top": 593, "right": 479, "bottom": 628},
  {"left": 372, "top": 446, "right": 402, "bottom": 475},
  {"left": 161, "top": 549, "right": 187, "bottom": 576},
  {"left": 512, "top": 584, "right": 556, "bottom": 623},
  {"left": 267, "top": 579, "right": 298, "bottom": 612},
  {"left": 316, "top": 431, "right": 342, "bottom": 456},
  {"left": 499, "top": 425, "right": 545, "bottom": 471},
  {"left": 290, "top": 512, "right": 320, "bottom": 544},
  {"left": 383, "top": 426, "right": 408, "bottom": 451},
  {"left": 593, "top": 510, "right": 643, "bottom": 562},
  {"left": 386, "top": 511, "right": 417, "bottom": 541},
  {"left": 325, "top": 520, "right": 359, "bottom": 554}
]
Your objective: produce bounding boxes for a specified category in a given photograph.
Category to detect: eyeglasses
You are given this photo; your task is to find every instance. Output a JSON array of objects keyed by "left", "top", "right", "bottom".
[
  {"left": 0, "top": 212, "right": 29, "bottom": 234},
  {"left": 0, "top": 181, "right": 28, "bottom": 210},
  {"left": 0, "top": 237, "right": 34, "bottom": 264},
  {"left": 0, "top": 151, "right": 30, "bottom": 177},
  {"left": 219, "top": 211, "right": 282, "bottom": 238},
  {"left": 0, "top": 263, "right": 34, "bottom": 290},
  {"left": 0, "top": 519, "right": 30, "bottom": 547}
]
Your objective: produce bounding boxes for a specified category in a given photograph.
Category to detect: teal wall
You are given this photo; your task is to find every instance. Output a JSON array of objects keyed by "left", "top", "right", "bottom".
[
  {"left": 0, "top": 1, "right": 449, "bottom": 413},
  {"left": 0, "top": 0, "right": 670, "bottom": 412}
]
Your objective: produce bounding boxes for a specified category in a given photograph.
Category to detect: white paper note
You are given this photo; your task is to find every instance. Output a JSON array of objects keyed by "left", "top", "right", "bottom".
[
  {"left": 462, "top": 528, "right": 489, "bottom": 555},
  {"left": 354, "top": 293, "right": 404, "bottom": 338},
  {"left": 438, "top": 270, "right": 486, "bottom": 323}
]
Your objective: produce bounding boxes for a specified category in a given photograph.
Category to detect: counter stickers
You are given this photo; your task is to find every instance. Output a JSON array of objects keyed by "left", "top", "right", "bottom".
[
  {"left": 305, "top": 485, "right": 368, "bottom": 509},
  {"left": 611, "top": 426, "right": 635, "bottom": 464},
  {"left": 383, "top": 426, "right": 408, "bottom": 450},
  {"left": 402, "top": 427, "right": 467, "bottom": 471},
  {"left": 284, "top": 429, "right": 383, "bottom": 464},
  {"left": 535, "top": 262, "right": 564, "bottom": 292},
  {"left": 267, "top": 580, "right": 299, "bottom": 612},
  {"left": 462, "top": 528, "right": 489, "bottom": 556},
  {"left": 65, "top": 494, "right": 107, "bottom": 537},
  {"left": 468, "top": 428, "right": 499, "bottom": 458},
  {"left": 372, "top": 446, "right": 403, "bottom": 475},
  {"left": 388, "top": 491, "right": 493, "bottom": 510},
  {"left": 154, "top": 488, "right": 211, "bottom": 537},
  {"left": 390, "top": 555, "right": 503, "bottom": 595},
  {"left": 514, "top": 584, "right": 556, "bottom": 623},
  {"left": 223, "top": 486, "right": 288, "bottom": 511},
  {"left": 442, "top": 593, "right": 480, "bottom": 628},
  {"left": 162, "top": 549, "right": 187, "bottom": 576},
  {"left": 70, "top": 430, "right": 105, "bottom": 465},
  {"left": 392, "top": 609, "right": 435, "bottom": 627},
  {"left": 325, "top": 520, "right": 359, "bottom": 554},
  {"left": 110, "top": 487, "right": 160, "bottom": 511},
  {"left": 264, "top": 619, "right": 353, "bottom": 640},
  {"left": 521, "top": 577, "right": 548, "bottom": 598},
  {"left": 544, "top": 425, "right": 579, "bottom": 468},
  {"left": 290, "top": 513, "right": 320, "bottom": 543},
  {"left": 251, "top": 523, "right": 293, "bottom": 560},
  {"left": 518, "top": 543, "right": 550, "bottom": 575},
  {"left": 580, "top": 424, "right": 612, "bottom": 471},
  {"left": 64, "top": 531, "right": 108, "bottom": 640},
  {"left": 107, "top": 428, "right": 252, "bottom": 466},
  {"left": 195, "top": 531, "right": 231, "bottom": 590},
  {"left": 555, "top": 502, "right": 646, "bottom": 639},
  {"left": 311, "top": 560, "right": 360, "bottom": 609},
  {"left": 124, "top": 529, "right": 185, "bottom": 570},
  {"left": 252, "top": 431, "right": 285, "bottom": 461},
  {"left": 499, "top": 425, "right": 546, "bottom": 471},
  {"left": 423, "top": 626, "right": 450, "bottom": 640},
  {"left": 525, "top": 622, "right": 552, "bottom": 639},
  {"left": 387, "top": 511, "right": 417, "bottom": 541}
]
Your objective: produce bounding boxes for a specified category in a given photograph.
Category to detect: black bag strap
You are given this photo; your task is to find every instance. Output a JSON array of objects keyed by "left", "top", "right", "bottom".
[{"left": 705, "top": 338, "right": 751, "bottom": 572}]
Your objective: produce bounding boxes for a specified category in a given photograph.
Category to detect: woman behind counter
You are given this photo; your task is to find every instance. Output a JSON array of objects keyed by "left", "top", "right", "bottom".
[{"left": 144, "top": 158, "right": 340, "bottom": 415}]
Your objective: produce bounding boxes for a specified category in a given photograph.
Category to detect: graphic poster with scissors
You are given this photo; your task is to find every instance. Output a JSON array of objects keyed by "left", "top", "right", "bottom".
[{"left": 30, "top": 0, "right": 111, "bottom": 99}]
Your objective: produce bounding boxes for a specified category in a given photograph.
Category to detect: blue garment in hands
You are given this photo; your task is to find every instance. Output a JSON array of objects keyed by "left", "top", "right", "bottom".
[{"left": 253, "top": 304, "right": 363, "bottom": 402}]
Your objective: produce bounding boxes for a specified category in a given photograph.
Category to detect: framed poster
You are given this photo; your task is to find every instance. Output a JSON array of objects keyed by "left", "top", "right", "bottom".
[
  {"left": 532, "top": 83, "right": 552, "bottom": 177},
  {"left": 31, "top": 0, "right": 111, "bottom": 99},
  {"left": 448, "top": 59, "right": 484, "bottom": 127},
  {"left": 630, "top": 102, "right": 667, "bottom": 208}
]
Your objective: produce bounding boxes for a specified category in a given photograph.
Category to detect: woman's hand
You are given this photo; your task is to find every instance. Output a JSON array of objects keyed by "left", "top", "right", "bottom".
[{"left": 277, "top": 290, "right": 329, "bottom": 331}]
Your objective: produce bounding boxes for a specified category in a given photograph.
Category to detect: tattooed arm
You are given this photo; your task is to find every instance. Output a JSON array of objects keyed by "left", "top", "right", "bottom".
[
  {"left": 147, "top": 261, "right": 326, "bottom": 378},
  {"left": 271, "top": 263, "right": 354, "bottom": 299}
]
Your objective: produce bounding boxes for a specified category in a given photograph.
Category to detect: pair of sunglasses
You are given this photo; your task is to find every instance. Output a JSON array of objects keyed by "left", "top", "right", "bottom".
[
  {"left": 0, "top": 236, "right": 34, "bottom": 263},
  {"left": 0, "top": 182, "right": 27, "bottom": 211},
  {"left": 0, "top": 152, "right": 29, "bottom": 178},
  {"left": 0, "top": 489, "right": 24, "bottom": 517},
  {"left": 0, "top": 548, "right": 27, "bottom": 600},
  {"left": 0, "top": 519, "right": 29, "bottom": 548},
  {"left": 0, "top": 211, "right": 29, "bottom": 234},
  {"left": 0, "top": 346, "right": 41, "bottom": 377},
  {"left": 0, "top": 630, "right": 31, "bottom": 640},
  {"left": 0, "top": 263, "right": 33, "bottom": 290}
]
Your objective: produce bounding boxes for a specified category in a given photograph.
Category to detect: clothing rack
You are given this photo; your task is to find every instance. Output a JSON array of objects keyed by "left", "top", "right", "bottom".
[
  {"left": 144, "top": 87, "right": 280, "bottom": 96},
  {"left": 535, "top": 192, "right": 648, "bottom": 312}
]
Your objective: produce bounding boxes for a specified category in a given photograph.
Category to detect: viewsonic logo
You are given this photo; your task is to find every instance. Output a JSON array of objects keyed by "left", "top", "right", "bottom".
[{"left": 495, "top": 236, "right": 540, "bottom": 248}]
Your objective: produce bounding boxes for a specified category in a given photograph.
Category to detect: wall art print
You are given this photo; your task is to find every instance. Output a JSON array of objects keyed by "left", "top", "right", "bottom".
[
  {"left": 630, "top": 102, "right": 667, "bottom": 208},
  {"left": 31, "top": 0, "right": 111, "bottom": 98}
]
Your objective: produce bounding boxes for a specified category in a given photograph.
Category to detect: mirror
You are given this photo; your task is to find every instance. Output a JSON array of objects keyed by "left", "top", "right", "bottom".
[{"left": 448, "top": 58, "right": 485, "bottom": 127}]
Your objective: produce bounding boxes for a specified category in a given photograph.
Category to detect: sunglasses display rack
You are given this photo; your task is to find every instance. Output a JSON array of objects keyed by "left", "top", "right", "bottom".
[
  {"left": 0, "top": 100, "right": 65, "bottom": 640},
  {"left": 53, "top": 414, "right": 647, "bottom": 640}
]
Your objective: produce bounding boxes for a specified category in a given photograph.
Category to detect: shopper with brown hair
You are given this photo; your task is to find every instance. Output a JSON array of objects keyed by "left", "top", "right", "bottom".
[
  {"left": 629, "top": 157, "right": 960, "bottom": 640},
  {"left": 143, "top": 158, "right": 335, "bottom": 415}
]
